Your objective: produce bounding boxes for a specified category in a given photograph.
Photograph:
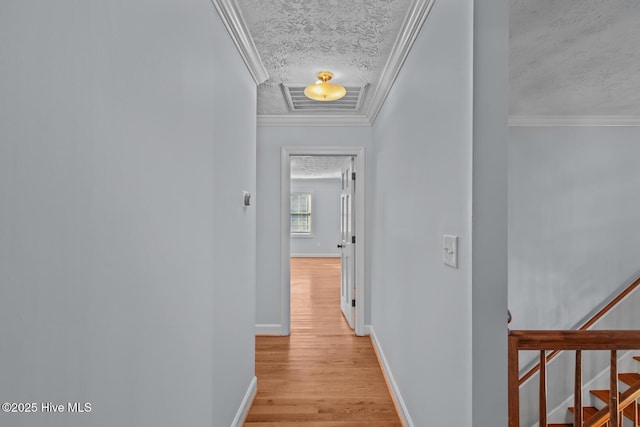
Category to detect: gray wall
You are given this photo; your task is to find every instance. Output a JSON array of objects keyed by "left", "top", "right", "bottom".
[
  {"left": 508, "top": 126, "right": 640, "bottom": 331},
  {"left": 369, "top": 0, "right": 475, "bottom": 425},
  {"left": 0, "top": 1, "right": 256, "bottom": 426},
  {"left": 472, "top": 0, "right": 509, "bottom": 425},
  {"left": 509, "top": 126, "right": 640, "bottom": 425},
  {"left": 290, "top": 179, "right": 341, "bottom": 257},
  {"left": 255, "top": 126, "right": 372, "bottom": 329}
]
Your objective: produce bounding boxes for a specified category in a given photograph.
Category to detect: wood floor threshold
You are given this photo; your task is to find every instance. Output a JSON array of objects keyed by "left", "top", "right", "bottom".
[{"left": 245, "top": 257, "right": 402, "bottom": 426}]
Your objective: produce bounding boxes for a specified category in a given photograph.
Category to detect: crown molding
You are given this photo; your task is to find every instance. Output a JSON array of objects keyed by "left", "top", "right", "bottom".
[
  {"left": 366, "top": 0, "right": 436, "bottom": 124},
  {"left": 509, "top": 115, "right": 640, "bottom": 127},
  {"left": 257, "top": 114, "right": 372, "bottom": 127},
  {"left": 223, "top": 0, "right": 436, "bottom": 126},
  {"left": 210, "top": 0, "right": 269, "bottom": 84}
]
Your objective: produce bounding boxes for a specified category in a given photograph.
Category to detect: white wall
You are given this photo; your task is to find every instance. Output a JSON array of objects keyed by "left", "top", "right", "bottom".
[
  {"left": 210, "top": 10, "right": 258, "bottom": 427},
  {"left": 508, "top": 126, "right": 640, "bottom": 332},
  {"left": 369, "top": 0, "right": 476, "bottom": 425},
  {"left": 0, "top": 1, "right": 256, "bottom": 426},
  {"left": 256, "top": 126, "right": 372, "bottom": 329},
  {"left": 290, "top": 179, "right": 341, "bottom": 257}
]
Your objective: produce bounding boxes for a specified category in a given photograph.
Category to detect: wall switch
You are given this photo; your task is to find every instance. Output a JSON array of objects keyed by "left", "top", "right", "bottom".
[
  {"left": 442, "top": 235, "right": 458, "bottom": 268},
  {"left": 242, "top": 191, "right": 251, "bottom": 207}
]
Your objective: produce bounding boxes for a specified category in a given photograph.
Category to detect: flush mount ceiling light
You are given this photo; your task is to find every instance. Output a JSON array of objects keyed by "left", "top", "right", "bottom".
[{"left": 303, "top": 71, "right": 347, "bottom": 102}]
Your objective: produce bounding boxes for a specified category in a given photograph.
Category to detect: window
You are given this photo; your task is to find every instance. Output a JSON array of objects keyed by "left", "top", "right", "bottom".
[{"left": 291, "top": 191, "right": 312, "bottom": 235}]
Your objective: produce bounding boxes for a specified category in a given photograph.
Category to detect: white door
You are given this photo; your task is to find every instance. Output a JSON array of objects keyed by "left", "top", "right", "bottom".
[{"left": 339, "top": 157, "right": 355, "bottom": 329}]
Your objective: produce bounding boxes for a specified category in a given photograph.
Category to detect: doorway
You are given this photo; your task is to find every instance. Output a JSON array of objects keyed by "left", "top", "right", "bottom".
[{"left": 280, "top": 146, "right": 366, "bottom": 336}]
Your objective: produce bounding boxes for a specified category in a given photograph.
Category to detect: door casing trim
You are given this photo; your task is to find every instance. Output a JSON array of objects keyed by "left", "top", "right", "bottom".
[{"left": 280, "top": 146, "right": 366, "bottom": 336}]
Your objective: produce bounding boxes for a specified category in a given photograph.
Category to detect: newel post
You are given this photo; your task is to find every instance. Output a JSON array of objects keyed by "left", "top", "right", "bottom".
[{"left": 508, "top": 332, "right": 519, "bottom": 427}]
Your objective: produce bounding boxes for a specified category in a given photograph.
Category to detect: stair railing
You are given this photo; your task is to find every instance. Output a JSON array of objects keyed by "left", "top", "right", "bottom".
[
  {"left": 519, "top": 276, "right": 640, "bottom": 386},
  {"left": 584, "top": 378, "right": 640, "bottom": 427},
  {"left": 508, "top": 330, "right": 640, "bottom": 427}
]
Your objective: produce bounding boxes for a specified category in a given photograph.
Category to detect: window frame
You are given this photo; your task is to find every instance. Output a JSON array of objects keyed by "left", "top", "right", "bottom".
[{"left": 290, "top": 190, "right": 314, "bottom": 237}]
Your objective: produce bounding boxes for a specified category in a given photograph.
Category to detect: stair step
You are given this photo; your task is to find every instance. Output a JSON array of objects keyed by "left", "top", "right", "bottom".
[
  {"left": 568, "top": 405, "right": 599, "bottom": 419},
  {"left": 552, "top": 360, "right": 640, "bottom": 426},
  {"left": 590, "top": 389, "right": 639, "bottom": 422},
  {"left": 619, "top": 372, "right": 640, "bottom": 386},
  {"left": 591, "top": 389, "right": 616, "bottom": 402}
]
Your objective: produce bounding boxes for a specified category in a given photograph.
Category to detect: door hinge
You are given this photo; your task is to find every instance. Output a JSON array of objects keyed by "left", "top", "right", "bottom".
[
  {"left": 352, "top": 172, "right": 356, "bottom": 180},
  {"left": 352, "top": 299, "right": 356, "bottom": 307},
  {"left": 351, "top": 236, "right": 356, "bottom": 244}
]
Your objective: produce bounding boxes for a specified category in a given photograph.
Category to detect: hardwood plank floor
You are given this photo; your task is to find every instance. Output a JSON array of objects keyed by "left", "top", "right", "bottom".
[{"left": 245, "top": 257, "right": 402, "bottom": 426}]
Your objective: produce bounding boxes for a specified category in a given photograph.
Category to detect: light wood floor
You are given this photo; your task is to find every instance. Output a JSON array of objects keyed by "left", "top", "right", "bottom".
[{"left": 245, "top": 257, "right": 402, "bottom": 426}]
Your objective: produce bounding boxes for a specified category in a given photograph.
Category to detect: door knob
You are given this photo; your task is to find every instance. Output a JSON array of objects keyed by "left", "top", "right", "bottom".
[{"left": 337, "top": 244, "right": 344, "bottom": 248}]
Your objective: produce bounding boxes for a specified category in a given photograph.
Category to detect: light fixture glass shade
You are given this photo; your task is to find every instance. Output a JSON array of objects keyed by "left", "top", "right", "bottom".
[{"left": 304, "top": 71, "right": 346, "bottom": 101}]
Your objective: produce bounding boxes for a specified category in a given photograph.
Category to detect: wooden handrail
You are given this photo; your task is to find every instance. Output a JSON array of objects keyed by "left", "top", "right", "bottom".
[
  {"left": 510, "top": 330, "right": 640, "bottom": 350},
  {"left": 518, "top": 275, "right": 640, "bottom": 386},
  {"left": 508, "top": 329, "right": 640, "bottom": 427}
]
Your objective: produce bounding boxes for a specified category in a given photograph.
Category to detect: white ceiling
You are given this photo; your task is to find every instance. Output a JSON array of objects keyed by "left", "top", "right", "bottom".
[{"left": 232, "top": 0, "right": 640, "bottom": 120}]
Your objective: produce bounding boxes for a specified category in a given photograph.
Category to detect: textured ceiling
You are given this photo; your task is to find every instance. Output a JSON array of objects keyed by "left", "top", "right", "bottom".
[
  {"left": 510, "top": 0, "right": 640, "bottom": 116},
  {"left": 290, "top": 156, "right": 347, "bottom": 180},
  {"left": 236, "top": 0, "right": 412, "bottom": 116},
  {"left": 234, "top": 0, "right": 640, "bottom": 119}
]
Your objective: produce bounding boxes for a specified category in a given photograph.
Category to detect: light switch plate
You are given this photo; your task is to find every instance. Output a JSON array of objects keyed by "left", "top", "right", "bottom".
[{"left": 443, "top": 235, "right": 458, "bottom": 268}]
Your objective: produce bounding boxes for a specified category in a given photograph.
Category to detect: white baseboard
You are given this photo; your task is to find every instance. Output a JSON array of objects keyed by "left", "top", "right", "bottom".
[
  {"left": 290, "top": 254, "right": 340, "bottom": 258},
  {"left": 230, "top": 376, "right": 257, "bottom": 427},
  {"left": 255, "top": 324, "right": 285, "bottom": 335},
  {"left": 369, "top": 326, "right": 414, "bottom": 427}
]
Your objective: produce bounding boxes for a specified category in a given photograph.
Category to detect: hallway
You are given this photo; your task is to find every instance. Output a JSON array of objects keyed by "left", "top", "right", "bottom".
[{"left": 245, "top": 257, "right": 402, "bottom": 426}]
